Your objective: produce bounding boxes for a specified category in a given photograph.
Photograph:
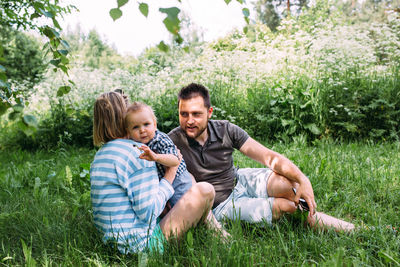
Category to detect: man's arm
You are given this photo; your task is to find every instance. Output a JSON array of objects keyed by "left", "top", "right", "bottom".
[{"left": 239, "top": 137, "right": 316, "bottom": 214}]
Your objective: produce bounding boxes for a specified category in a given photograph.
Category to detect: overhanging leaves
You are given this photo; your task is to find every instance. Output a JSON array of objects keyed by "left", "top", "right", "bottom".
[
  {"left": 117, "top": 0, "right": 129, "bottom": 8},
  {"left": 109, "top": 8, "right": 123, "bottom": 21},
  {"left": 57, "top": 85, "right": 71, "bottom": 97},
  {"left": 157, "top": 41, "right": 169, "bottom": 52},
  {"left": 23, "top": 114, "right": 38, "bottom": 128},
  {"left": 139, "top": 3, "right": 149, "bottom": 17},
  {"left": 159, "top": 7, "right": 181, "bottom": 35}
]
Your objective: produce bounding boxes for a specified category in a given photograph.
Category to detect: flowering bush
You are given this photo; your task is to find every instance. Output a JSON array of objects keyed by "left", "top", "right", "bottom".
[{"left": 3, "top": 3, "right": 399, "bottom": 149}]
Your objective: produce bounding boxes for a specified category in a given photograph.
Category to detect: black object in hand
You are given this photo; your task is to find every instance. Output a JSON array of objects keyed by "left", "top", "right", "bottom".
[{"left": 292, "top": 188, "right": 310, "bottom": 212}]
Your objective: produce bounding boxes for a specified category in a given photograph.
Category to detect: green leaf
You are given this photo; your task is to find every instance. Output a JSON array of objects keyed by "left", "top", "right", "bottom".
[
  {"left": 60, "top": 55, "right": 69, "bottom": 64},
  {"left": 159, "top": 7, "right": 180, "bottom": 20},
  {"left": 242, "top": 8, "right": 250, "bottom": 17},
  {"left": 0, "top": 65, "right": 5, "bottom": 72},
  {"left": 42, "top": 27, "right": 55, "bottom": 39},
  {"left": 5, "top": 9, "right": 17, "bottom": 19},
  {"left": 57, "top": 86, "right": 71, "bottom": 97},
  {"left": 52, "top": 18, "right": 61, "bottom": 30},
  {"left": 50, "top": 28, "right": 60, "bottom": 38},
  {"left": 0, "top": 80, "right": 8, "bottom": 88},
  {"left": 0, "top": 102, "right": 10, "bottom": 116},
  {"left": 118, "top": 0, "right": 129, "bottom": 8},
  {"left": 50, "top": 59, "right": 61, "bottom": 66},
  {"left": 236, "top": 0, "right": 244, "bottom": 3},
  {"left": 30, "top": 13, "right": 40, "bottom": 20},
  {"left": 21, "top": 239, "right": 37, "bottom": 266},
  {"left": 23, "top": 115, "right": 38, "bottom": 128},
  {"left": 186, "top": 230, "right": 193, "bottom": 247},
  {"left": 157, "top": 41, "right": 169, "bottom": 52},
  {"left": 8, "top": 111, "right": 20, "bottom": 121},
  {"left": 281, "top": 119, "right": 294, "bottom": 127},
  {"left": 12, "top": 104, "right": 24, "bottom": 113},
  {"left": 110, "top": 8, "right": 123, "bottom": 21},
  {"left": 68, "top": 79, "right": 76, "bottom": 86},
  {"left": 174, "top": 34, "right": 183, "bottom": 44},
  {"left": 224, "top": 0, "right": 232, "bottom": 4},
  {"left": 59, "top": 65, "right": 69, "bottom": 74},
  {"left": 304, "top": 123, "right": 321, "bottom": 135},
  {"left": 163, "top": 121, "right": 173, "bottom": 127},
  {"left": 61, "top": 40, "right": 70, "bottom": 49},
  {"left": 39, "top": 8, "right": 54, "bottom": 18},
  {"left": 243, "top": 26, "right": 248, "bottom": 34},
  {"left": 159, "top": 7, "right": 181, "bottom": 34},
  {"left": 58, "top": 49, "right": 68, "bottom": 56},
  {"left": 163, "top": 18, "right": 180, "bottom": 34},
  {"left": 0, "top": 73, "right": 6, "bottom": 82},
  {"left": 139, "top": 3, "right": 149, "bottom": 17},
  {"left": 33, "top": 2, "right": 45, "bottom": 12}
]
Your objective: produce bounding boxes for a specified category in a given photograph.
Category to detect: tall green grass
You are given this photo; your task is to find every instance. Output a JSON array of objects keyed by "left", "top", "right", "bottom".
[{"left": 1, "top": 141, "right": 399, "bottom": 266}]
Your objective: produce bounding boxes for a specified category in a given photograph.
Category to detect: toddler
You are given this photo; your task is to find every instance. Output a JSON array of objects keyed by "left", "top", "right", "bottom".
[{"left": 125, "top": 102, "right": 193, "bottom": 207}]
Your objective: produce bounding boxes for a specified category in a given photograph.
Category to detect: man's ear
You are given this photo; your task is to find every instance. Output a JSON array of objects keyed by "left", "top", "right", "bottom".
[{"left": 208, "top": 107, "right": 213, "bottom": 119}]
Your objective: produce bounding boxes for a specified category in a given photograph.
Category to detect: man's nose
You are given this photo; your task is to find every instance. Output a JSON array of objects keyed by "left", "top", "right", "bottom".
[{"left": 187, "top": 115, "right": 195, "bottom": 124}]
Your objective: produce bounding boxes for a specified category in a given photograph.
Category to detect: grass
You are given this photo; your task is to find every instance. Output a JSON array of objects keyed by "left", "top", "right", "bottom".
[{"left": 0, "top": 140, "right": 399, "bottom": 266}]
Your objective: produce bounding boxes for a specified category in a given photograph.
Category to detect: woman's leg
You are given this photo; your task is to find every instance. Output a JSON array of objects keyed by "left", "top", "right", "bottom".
[{"left": 159, "top": 182, "right": 215, "bottom": 239}]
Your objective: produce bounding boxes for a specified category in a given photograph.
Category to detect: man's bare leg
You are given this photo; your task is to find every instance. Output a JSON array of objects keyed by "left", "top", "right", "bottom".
[
  {"left": 307, "top": 212, "right": 355, "bottom": 232},
  {"left": 160, "top": 182, "right": 215, "bottom": 239},
  {"left": 268, "top": 172, "right": 355, "bottom": 232}
]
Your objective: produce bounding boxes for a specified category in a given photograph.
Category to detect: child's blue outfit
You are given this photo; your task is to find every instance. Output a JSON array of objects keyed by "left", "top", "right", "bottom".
[{"left": 147, "top": 130, "right": 193, "bottom": 206}]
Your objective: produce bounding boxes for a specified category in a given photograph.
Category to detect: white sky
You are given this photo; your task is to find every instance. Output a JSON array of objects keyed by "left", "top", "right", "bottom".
[{"left": 61, "top": 0, "right": 250, "bottom": 56}]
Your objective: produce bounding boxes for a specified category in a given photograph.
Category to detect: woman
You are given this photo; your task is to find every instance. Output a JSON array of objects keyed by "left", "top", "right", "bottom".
[{"left": 90, "top": 91, "right": 216, "bottom": 253}]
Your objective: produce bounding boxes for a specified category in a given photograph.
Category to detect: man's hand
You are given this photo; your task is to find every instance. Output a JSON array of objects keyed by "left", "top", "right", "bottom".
[
  {"left": 293, "top": 177, "right": 317, "bottom": 216},
  {"left": 138, "top": 145, "right": 158, "bottom": 162}
]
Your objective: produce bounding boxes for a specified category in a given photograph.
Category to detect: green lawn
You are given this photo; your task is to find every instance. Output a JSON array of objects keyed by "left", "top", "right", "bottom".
[{"left": 0, "top": 141, "right": 399, "bottom": 266}]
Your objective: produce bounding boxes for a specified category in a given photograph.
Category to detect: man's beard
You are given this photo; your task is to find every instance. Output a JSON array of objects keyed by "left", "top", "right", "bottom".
[{"left": 184, "top": 122, "right": 208, "bottom": 140}]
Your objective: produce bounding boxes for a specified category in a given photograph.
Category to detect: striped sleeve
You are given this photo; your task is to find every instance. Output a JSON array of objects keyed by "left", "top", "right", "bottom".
[{"left": 119, "top": 162, "right": 174, "bottom": 222}]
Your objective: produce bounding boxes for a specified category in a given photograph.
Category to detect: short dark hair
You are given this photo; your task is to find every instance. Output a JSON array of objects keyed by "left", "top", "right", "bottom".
[{"left": 178, "top": 83, "right": 211, "bottom": 108}]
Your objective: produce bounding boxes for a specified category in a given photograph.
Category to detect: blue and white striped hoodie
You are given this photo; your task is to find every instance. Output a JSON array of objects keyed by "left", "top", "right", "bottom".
[{"left": 90, "top": 139, "right": 174, "bottom": 253}]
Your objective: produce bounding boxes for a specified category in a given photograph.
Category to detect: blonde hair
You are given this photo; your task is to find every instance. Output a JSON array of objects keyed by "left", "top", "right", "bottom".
[
  {"left": 93, "top": 91, "right": 127, "bottom": 146},
  {"left": 125, "top": 102, "right": 157, "bottom": 128}
]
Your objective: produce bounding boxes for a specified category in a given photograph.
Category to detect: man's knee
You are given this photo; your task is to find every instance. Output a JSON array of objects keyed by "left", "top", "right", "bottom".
[
  {"left": 272, "top": 198, "right": 297, "bottom": 219},
  {"left": 267, "top": 172, "right": 298, "bottom": 199}
]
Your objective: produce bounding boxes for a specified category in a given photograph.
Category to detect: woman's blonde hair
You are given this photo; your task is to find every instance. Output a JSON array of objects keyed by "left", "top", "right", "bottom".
[{"left": 93, "top": 91, "right": 127, "bottom": 146}]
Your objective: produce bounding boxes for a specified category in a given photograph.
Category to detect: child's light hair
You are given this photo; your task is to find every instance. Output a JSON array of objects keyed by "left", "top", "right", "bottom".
[
  {"left": 125, "top": 102, "right": 157, "bottom": 128},
  {"left": 93, "top": 91, "right": 127, "bottom": 146}
]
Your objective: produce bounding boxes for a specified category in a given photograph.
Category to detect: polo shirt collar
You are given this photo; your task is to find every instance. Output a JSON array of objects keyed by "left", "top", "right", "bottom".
[{"left": 208, "top": 120, "right": 222, "bottom": 142}]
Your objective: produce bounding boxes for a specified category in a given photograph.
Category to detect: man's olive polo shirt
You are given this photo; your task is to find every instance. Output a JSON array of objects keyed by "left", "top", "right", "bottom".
[{"left": 168, "top": 120, "right": 249, "bottom": 208}]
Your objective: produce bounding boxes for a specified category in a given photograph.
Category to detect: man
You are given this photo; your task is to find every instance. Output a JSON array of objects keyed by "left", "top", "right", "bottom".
[{"left": 168, "top": 83, "right": 354, "bottom": 231}]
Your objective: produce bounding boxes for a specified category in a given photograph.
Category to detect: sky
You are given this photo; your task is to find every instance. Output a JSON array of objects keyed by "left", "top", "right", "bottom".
[{"left": 61, "top": 0, "right": 250, "bottom": 56}]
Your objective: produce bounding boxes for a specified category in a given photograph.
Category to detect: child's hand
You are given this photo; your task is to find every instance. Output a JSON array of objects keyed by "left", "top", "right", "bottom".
[{"left": 139, "top": 145, "right": 158, "bottom": 162}]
